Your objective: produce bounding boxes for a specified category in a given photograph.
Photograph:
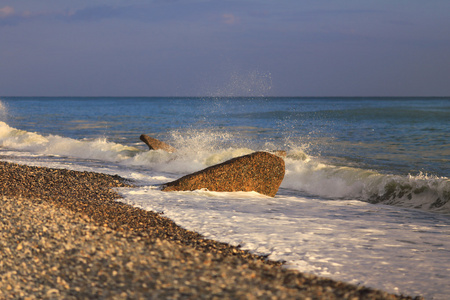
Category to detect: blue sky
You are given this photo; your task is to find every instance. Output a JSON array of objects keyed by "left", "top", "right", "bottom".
[{"left": 1, "top": 0, "right": 449, "bottom": 96}]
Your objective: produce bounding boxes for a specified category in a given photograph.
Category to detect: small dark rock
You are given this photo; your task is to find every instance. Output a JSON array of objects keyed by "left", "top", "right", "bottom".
[{"left": 140, "top": 134, "right": 176, "bottom": 152}]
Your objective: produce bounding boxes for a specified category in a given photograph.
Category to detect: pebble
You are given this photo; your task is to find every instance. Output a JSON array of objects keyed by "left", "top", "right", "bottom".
[{"left": 0, "top": 161, "right": 423, "bottom": 299}]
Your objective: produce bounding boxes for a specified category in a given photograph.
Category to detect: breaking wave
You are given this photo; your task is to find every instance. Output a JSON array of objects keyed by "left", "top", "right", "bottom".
[
  {"left": 283, "top": 155, "right": 450, "bottom": 214},
  {"left": 1, "top": 120, "right": 449, "bottom": 214}
]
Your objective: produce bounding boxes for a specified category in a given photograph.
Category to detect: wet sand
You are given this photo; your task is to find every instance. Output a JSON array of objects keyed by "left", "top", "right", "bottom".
[{"left": 0, "top": 161, "right": 422, "bottom": 299}]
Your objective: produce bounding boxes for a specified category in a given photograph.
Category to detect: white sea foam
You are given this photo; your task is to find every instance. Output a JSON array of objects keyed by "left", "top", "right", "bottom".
[
  {"left": 1, "top": 121, "right": 449, "bottom": 214},
  {"left": 118, "top": 186, "right": 450, "bottom": 299},
  {"left": 282, "top": 154, "right": 450, "bottom": 213}
]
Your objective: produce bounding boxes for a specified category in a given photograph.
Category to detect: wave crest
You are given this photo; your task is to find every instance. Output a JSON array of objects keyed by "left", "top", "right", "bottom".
[
  {"left": 367, "top": 173, "right": 450, "bottom": 212},
  {"left": 283, "top": 157, "right": 450, "bottom": 214}
]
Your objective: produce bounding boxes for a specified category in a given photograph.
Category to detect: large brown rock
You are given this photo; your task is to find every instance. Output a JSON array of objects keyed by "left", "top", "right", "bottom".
[
  {"left": 140, "top": 134, "right": 176, "bottom": 153},
  {"left": 162, "top": 151, "right": 285, "bottom": 197}
]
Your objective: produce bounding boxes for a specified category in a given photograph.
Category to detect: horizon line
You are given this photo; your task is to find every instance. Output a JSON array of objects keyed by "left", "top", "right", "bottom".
[{"left": 2, "top": 95, "right": 450, "bottom": 99}]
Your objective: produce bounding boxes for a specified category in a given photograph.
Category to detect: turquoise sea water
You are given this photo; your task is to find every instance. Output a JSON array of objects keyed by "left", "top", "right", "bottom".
[{"left": 1, "top": 97, "right": 449, "bottom": 299}]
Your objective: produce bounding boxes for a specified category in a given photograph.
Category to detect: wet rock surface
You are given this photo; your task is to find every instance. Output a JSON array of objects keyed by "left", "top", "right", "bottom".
[
  {"left": 140, "top": 134, "right": 176, "bottom": 152},
  {"left": 162, "top": 152, "right": 285, "bottom": 197},
  {"left": 0, "top": 161, "right": 421, "bottom": 299}
]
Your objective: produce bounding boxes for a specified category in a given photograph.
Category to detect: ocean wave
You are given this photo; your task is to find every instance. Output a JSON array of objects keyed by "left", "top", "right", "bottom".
[
  {"left": 1, "top": 120, "right": 449, "bottom": 214},
  {"left": 0, "top": 121, "right": 258, "bottom": 175},
  {"left": 0, "top": 121, "right": 141, "bottom": 162},
  {"left": 365, "top": 173, "right": 450, "bottom": 211},
  {"left": 283, "top": 156, "right": 450, "bottom": 214}
]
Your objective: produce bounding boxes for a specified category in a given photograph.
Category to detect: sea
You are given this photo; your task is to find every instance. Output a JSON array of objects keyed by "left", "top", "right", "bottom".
[{"left": 0, "top": 97, "right": 449, "bottom": 299}]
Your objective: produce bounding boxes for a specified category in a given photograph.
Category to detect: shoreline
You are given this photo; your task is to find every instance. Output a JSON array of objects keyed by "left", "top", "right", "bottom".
[{"left": 0, "top": 160, "right": 422, "bottom": 299}]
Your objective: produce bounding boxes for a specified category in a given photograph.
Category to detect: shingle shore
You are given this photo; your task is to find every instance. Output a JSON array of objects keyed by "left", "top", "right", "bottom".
[{"left": 0, "top": 161, "right": 422, "bottom": 299}]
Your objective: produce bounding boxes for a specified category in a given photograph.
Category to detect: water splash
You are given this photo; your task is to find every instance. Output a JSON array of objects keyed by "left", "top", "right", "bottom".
[
  {"left": 207, "top": 69, "right": 272, "bottom": 97},
  {"left": 0, "top": 100, "right": 8, "bottom": 122}
]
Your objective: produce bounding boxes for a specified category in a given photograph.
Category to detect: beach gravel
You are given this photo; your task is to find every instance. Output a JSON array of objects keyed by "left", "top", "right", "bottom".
[{"left": 0, "top": 161, "right": 422, "bottom": 299}]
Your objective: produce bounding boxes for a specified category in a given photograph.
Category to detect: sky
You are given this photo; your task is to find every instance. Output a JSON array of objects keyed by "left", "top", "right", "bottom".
[{"left": 1, "top": 0, "right": 450, "bottom": 97}]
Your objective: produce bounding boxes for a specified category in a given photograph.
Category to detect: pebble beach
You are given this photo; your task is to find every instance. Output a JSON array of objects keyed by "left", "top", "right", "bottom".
[{"left": 0, "top": 161, "right": 422, "bottom": 299}]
